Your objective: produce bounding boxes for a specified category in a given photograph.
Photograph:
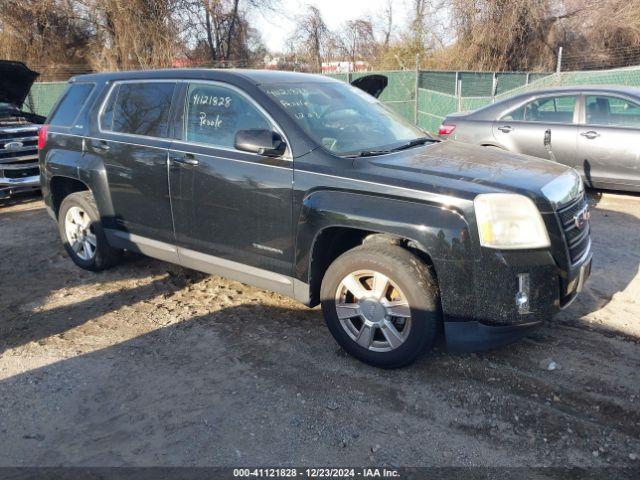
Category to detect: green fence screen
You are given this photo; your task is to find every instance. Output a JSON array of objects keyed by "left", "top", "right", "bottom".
[
  {"left": 24, "top": 82, "right": 68, "bottom": 117},
  {"left": 25, "top": 66, "right": 640, "bottom": 132}
]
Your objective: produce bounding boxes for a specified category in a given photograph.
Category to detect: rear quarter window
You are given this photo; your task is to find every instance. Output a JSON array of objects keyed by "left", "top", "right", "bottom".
[
  {"left": 48, "top": 83, "right": 95, "bottom": 127},
  {"left": 101, "top": 82, "right": 176, "bottom": 137}
]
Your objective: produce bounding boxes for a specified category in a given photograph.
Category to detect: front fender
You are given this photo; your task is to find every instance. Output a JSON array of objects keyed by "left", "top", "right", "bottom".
[{"left": 294, "top": 189, "right": 476, "bottom": 317}]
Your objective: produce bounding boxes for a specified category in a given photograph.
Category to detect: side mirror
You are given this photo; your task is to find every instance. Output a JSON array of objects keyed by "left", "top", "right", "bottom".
[{"left": 234, "top": 129, "right": 286, "bottom": 157}]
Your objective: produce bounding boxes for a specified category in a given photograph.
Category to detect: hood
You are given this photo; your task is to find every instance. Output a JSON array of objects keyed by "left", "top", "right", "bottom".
[
  {"left": 351, "top": 74, "right": 388, "bottom": 98},
  {"left": 367, "top": 140, "right": 575, "bottom": 209},
  {"left": 0, "top": 61, "right": 39, "bottom": 107}
]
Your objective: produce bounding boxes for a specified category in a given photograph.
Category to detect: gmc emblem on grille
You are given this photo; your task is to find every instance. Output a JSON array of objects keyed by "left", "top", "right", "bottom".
[
  {"left": 573, "top": 205, "right": 590, "bottom": 230},
  {"left": 3, "top": 141, "right": 23, "bottom": 150}
]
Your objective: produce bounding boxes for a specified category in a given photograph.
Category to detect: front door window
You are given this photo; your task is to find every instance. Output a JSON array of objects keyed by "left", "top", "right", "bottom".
[{"left": 184, "top": 83, "right": 271, "bottom": 149}]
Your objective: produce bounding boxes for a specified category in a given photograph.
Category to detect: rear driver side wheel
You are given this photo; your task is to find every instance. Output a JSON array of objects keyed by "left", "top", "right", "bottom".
[
  {"left": 58, "top": 191, "right": 122, "bottom": 271},
  {"left": 320, "top": 244, "right": 441, "bottom": 368}
]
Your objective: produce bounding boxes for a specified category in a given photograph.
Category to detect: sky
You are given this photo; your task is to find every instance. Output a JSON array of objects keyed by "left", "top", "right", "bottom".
[{"left": 253, "top": 0, "right": 409, "bottom": 53}]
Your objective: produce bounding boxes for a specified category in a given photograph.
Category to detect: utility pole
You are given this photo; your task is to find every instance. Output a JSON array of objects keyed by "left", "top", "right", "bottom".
[
  {"left": 491, "top": 72, "right": 497, "bottom": 103},
  {"left": 455, "top": 73, "right": 462, "bottom": 112},
  {"left": 556, "top": 47, "right": 563, "bottom": 74}
]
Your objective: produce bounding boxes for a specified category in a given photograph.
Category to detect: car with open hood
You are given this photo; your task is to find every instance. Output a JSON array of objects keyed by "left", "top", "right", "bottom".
[
  {"left": 39, "top": 69, "right": 591, "bottom": 367},
  {"left": 0, "top": 60, "right": 45, "bottom": 199}
]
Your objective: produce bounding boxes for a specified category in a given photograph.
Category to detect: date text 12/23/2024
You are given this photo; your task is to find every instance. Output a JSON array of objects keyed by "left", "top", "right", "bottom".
[{"left": 232, "top": 468, "right": 401, "bottom": 478}]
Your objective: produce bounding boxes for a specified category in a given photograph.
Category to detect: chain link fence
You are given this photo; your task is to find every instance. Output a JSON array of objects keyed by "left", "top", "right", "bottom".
[
  {"left": 23, "top": 66, "right": 640, "bottom": 132},
  {"left": 328, "top": 69, "right": 553, "bottom": 132},
  {"left": 332, "top": 66, "right": 640, "bottom": 132},
  {"left": 416, "top": 71, "right": 555, "bottom": 131},
  {"left": 24, "top": 81, "right": 68, "bottom": 117}
]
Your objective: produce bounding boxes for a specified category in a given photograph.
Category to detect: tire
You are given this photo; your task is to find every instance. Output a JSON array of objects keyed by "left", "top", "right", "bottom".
[
  {"left": 58, "top": 191, "right": 122, "bottom": 271},
  {"left": 320, "top": 244, "right": 441, "bottom": 368}
]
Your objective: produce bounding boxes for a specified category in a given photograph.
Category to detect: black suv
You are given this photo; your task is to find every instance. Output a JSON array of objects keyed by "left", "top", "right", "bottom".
[{"left": 39, "top": 69, "right": 592, "bottom": 367}]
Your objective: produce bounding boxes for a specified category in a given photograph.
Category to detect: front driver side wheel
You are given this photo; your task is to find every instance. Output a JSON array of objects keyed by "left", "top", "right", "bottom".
[
  {"left": 320, "top": 244, "right": 441, "bottom": 368},
  {"left": 58, "top": 191, "right": 122, "bottom": 271}
]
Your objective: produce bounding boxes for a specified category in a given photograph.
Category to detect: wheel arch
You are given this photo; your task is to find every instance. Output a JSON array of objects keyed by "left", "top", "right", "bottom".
[
  {"left": 49, "top": 175, "right": 91, "bottom": 217},
  {"left": 294, "top": 190, "right": 473, "bottom": 308},
  {"left": 303, "top": 226, "right": 439, "bottom": 307}
]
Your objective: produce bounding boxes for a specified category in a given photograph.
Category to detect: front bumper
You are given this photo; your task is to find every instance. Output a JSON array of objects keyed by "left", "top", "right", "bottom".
[
  {"left": 441, "top": 246, "right": 592, "bottom": 352},
  {"left": 444, "top": 319, "right": 542, "bottom": 352},
  {"left": 0, "top": 172, "right": 41, "bottom": 198}
]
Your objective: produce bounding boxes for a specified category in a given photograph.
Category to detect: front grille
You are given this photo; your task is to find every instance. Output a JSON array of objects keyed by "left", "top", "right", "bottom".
[
  {"left": 0, "top": 116, "right": 29, "bottom": 126},
  {"left": 3, "top": 167, "right": 39, "bottom": 179},
  {"left": 0, "top": 126, "right": 41, "bottom": 183},
  {"left": 557, "top": 194, "right": 590, "bottom": 264},
  {"left": 0, "top": 138, "right": 38, "bottom": 161},
  {"left": 0, "top": 129, "right": 39, "bottom": 141}
]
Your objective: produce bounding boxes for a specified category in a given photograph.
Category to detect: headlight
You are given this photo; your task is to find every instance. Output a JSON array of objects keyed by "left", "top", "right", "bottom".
[{"left": 474, "top": 193, "right": 550, "bottom": 249}]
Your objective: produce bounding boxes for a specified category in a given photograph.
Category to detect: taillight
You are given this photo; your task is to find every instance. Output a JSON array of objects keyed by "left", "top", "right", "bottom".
[
  {"left": 37, "top": 125, "right": 49, "bottom": 149},
  {"left": 438, "top": 124, "right": 456, "bottom": 136}
]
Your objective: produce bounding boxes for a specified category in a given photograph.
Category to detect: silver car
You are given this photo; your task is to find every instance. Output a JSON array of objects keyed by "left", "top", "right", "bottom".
[{"left": 439, "top": 86, "right": 640, "bottom": 192}]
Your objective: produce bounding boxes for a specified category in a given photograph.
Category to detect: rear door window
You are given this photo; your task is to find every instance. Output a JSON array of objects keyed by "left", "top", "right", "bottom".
[
  {"left": 502, "top": 95, "right": 576, "bottom": 123},
  {"left": 48, "top": 83, "right": 95, "bottom": 127},
  {"left": 183, "top": 82, "right": 271, "bottom": 149},
  {"left": 585, "top": 95, "right": 640, "bottom": 127},
  {"left": 102, "top": 82, "right": 176, "bottom": 137}
]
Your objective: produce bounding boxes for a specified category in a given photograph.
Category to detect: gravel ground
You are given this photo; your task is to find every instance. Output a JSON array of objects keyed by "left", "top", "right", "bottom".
[{"left": 0, "top": 191, "right": 639, "bottom": 467}]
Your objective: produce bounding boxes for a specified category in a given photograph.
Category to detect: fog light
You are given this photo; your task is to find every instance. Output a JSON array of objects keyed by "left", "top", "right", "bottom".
[{"left": 516, "top": 273, "right": 530, "bottom": 314}]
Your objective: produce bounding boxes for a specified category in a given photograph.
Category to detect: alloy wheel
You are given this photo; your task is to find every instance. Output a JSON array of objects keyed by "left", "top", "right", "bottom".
[
  {"left": 64, "top": 206, "right": 97, "bottom": 261},
  {"left": 334, "top": 269, "right": 412, "bottom": 352}
]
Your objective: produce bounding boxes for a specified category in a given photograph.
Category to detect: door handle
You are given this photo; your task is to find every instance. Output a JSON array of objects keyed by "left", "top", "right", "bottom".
[
  {"left": 91, "top": 140, "right": 110, "bottom": 152},
  {"left": 498, "top": 125, "right": 512, "bottom": 133},
  {"left": 580, "top": 131, "right": 600, "bottom": 139},
  {"left": 169, "top": 153, "right": 199, "bottom": 166}
]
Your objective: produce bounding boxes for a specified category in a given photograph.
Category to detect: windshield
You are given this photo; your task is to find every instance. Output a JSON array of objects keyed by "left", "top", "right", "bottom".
[{"left": 260, "top": 81, "right": 431, "bottom": 155}]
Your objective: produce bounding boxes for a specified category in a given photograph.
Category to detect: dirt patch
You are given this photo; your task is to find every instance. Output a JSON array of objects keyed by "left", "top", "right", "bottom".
[{"left": 0, "top": 191, "right": 639, "bottom": 466}]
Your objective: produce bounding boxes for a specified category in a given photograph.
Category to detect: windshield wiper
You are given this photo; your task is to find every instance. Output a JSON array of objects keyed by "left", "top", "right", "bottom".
[
  {"left": 388, "top": 136, "right": 434, "bottom": 152},
  {"left": 343, "top": 149, "right": 391, "bottom": 158},
  {"left": 342, "top": 136, "right": 434, "bottom": 158}
]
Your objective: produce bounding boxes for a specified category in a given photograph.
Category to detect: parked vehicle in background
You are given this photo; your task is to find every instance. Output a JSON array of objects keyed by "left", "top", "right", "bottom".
[
  {"left": 40, "top": 70, "right": 591, "bottom": 367},
  {"left": 0, "top": 61, "right": 45, "bottom": 199},
  {"left": 439, "top": 86, "right": 640, "bottom": 193}
]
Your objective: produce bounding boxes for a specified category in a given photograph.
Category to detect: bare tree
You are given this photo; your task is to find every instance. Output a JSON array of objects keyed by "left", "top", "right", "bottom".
[
  {"left": 336, "top": 19, "right": 378, "bottom": 66},
  {"left": 287, "top": 5, "right": 329, "bottom": 72},
  {"left": 445, "top": 0, "right": 590, "bottom": 70},
  {"left": 179, "top": 0, "right": 275, "bottom": 66},
  {"left": 559, "top": 0, "right": 640, "bottom": 69},
  {"left": 3, "top": 0, "right": 640, "bottom": 78},
  {"left": 0, "top": 0, "right": 274, "bottom": 75},
  {"left": 0, "top": 0, "right": 93, "bottom": 78},
  {"left": 410, "top": 0, "right": 429, "bottom": 49},
  {"left": 88, "top": 0, "right": 181, "bottom": 70},
  {"left": 382, "top": 0, "right": 393, "bottom": 48}
]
